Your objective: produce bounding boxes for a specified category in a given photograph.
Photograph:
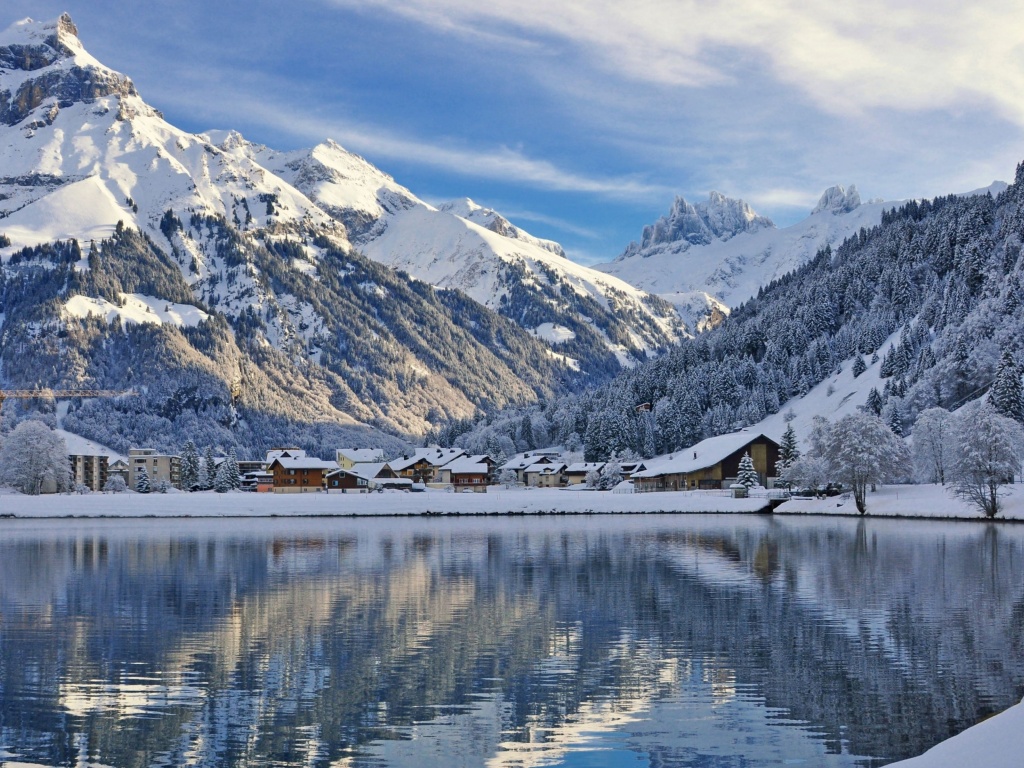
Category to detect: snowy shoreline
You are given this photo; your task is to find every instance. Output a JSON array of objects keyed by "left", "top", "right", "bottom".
[{"left": 2, "top": 483, "right": 1024, "bottom": 521}]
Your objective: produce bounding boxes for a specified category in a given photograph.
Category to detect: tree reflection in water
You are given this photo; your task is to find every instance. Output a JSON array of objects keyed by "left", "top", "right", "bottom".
[{"left": 0, "top": 515, "right": 1022, "bottom": 767}]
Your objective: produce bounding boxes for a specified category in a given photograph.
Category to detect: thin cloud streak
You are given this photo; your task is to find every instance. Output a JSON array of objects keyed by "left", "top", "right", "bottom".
[{"left": 156, "top": 86, "right": 673, "bottom": 202}]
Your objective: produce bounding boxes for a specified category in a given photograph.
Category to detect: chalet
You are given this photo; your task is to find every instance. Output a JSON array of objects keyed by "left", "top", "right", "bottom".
[
  {"left": 632, "top": 431, "right": 780, "bottom": 492},
  {"left": 619, "top": 461, "right": 647, "bottom": 480},
  {"left": 390, "top": 447, "right": 466, "bottom": 483},
  {"left": 268, "top": 455, "right": 339, "bottom": 493},
  {"left": 524, "top": 462, "right": 568, "bottom": 488},
  {"left": 499, "top": 452, "right": 557, "bottom": 484},
  {"left": 564, "top": 462, "right": 604, "bottom": 485},
  {"left": 336, "top": 448, "right": 385, "bottom": 470},
  {"left": 326, "top": 462, "right": 411, "bottom": 492},
  {"left": 438, "top": 455, "right": 495, "bottom": 492}
]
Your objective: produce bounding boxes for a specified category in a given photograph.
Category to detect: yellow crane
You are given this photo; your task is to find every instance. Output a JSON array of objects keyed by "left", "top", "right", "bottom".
[{"left": 0, "top": 388, "right": 136, "bottom": 415}]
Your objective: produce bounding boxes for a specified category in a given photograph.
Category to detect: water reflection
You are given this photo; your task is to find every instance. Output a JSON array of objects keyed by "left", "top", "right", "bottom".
[{"left": 0, "top": 516, "right": 1022, "bottom": 767}]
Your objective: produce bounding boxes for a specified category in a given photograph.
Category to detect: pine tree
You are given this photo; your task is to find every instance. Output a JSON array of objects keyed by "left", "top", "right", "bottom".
[
  {"left": 737, "top": 453, "right": 759, "bottom": 489},
  {"left": 775, "top": 424, "right": 800, "bottom": 485},
  {"left": 180, "top": 440, "right": 200, "bottom": 491},
  {"left": 225, "top": 447, "right": 241, "bottom": 490},
  {"left": 852, "top": 354, "right": 867, "bottom": 378},
  {"left": 886, "top": 405, "right": 904, "bottom": 437},
  {"left": 136, "top": 466, "right": 151, "bottom": 494},
  {"left": 866, "top": 388, "right": 884, "bottom": 416},
  {"left": 200, "top": 446, "right": 216, "bottom": 491},
  {"left": 214, "top": 461, "right": 232, "bottom": 493},
  {"left": 990, "top": 350, "right": 1024, "bottom": 422}
]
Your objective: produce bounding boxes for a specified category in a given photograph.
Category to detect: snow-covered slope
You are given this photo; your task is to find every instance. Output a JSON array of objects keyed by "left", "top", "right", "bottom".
[
  {"left": 257, "top": 140, "right": 686, "bottom": 358},
  {"left": 0, "top": 17, "right": 341, "bottom": 251},
  {"left": 597, "top": 187, "right": 892, "bottom": 328},
  {"left": 0, "top": 14, "right": 684, "bottom": 365}
]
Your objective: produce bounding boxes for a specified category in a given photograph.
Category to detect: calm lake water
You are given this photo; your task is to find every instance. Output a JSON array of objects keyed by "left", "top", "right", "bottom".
[{"left": 0, "top": 515, "right": 1022, "bottom": 767}]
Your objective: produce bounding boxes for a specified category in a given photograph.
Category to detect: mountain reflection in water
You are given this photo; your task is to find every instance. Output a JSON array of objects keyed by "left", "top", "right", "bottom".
[{"left": 0, "top": 515, "right": 1021, "bottom": 767}]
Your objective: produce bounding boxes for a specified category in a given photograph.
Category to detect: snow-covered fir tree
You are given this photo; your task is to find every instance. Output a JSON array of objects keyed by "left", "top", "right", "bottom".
[
  {"left": 775, "top": 423, "right": 800, "bottom": 483},
  {"left": 200, "top": 446, "right": 216, "bottom": 491},
  {"left": 736, "top": 453, "right": 759, "bottom": 489},
  {"left": 852, "top": 354, "right": 867, "bottom": 377},
  {"left": 136, "top": 466, "right": 151, "bottom": 494},
  {"left": 990, "top": 350, "right": 1023, "bottom": 423},
  {"left": 180, "top": 440, "right": 200, "bottom": 491},
  {"left": 214, "top": 461, "right": 232, "bottom": 493}
]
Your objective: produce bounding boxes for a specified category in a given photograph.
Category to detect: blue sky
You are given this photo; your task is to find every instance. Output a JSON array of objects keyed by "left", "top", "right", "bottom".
[{"left": 5, "top": 1, "right": 1024, "bottom": 264}]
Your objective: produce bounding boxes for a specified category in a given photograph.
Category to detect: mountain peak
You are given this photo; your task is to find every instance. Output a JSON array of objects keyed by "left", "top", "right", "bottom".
[
  {"left": 622, "top": 191, "right": 774, "bottom": 257},
  {"left": 1, "top": 14, "right": 137, "bottom": 127},
  {"left": 812, "top": 184, "right": 861, "bottom": 215}
]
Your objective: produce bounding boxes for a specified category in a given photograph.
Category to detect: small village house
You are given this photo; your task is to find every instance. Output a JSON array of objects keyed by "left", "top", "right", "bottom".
[
  {"left": 499, "top": 451, "right": 559, "bottom": 484},
  {"left": 437, "top": 455, "right": 495, "bottom": 492},
  {"left": 564, "top": 462, "right": 604, "bottom": 485},
  {"left": 524, "top": 462, "right": 567, "bottom": 488},
  {"left": 268, "top": 454, "right": 339, "bottom": 493},
  {"left": 632, "top": 431, "right": 780, "bottom": 492},
  {"left": 390, "top": 447, "right": 466, "bottom": 483},
  {"left": 326, "top": 462, "right": 411, "bottom": 492}
]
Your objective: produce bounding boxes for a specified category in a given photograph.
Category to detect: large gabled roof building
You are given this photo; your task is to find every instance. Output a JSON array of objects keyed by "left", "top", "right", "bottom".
[{"left": 632, "top": 430, "right": 780, "bottom": 492}]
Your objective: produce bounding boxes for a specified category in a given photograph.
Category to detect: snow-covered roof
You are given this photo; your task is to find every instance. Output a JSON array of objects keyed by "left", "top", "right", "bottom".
[
  {"left": 443, "top": 455, "right": 492, "bottom": 475},
  {"left": 500, "top": 452, "right": 554, "bottom": 471},
  {"left": 632, "top": 431, "right": 775, "bottom": 479},
  {"left": 268, "top": 456, "right": 339, "bottom": 471},
  {"left": 525, "top": 462, "right": 566, "bottom": 475},
  {"left": 390, "top": 447, "right": 465, "bottom": 472},
  {"left": 347, "top": 462, "right": 390, "bottom": 481},
  {"left": 565, "top": 462, "right": 605, "bottom": 474},
  {"left": 266, "top": 448, "right": 306, "bottom": 462},
  {"left": 336, "top": 448, "right": 384, "bottom": 463}
]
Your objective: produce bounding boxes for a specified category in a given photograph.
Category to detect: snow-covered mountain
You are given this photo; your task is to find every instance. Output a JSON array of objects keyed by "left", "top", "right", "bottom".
[
  {"left": 0, "top": 14, "right": 683, "bottom": 380},
  {"left": 0, "top": 14, "right": 655, "bottom": 453},
  {"left": 255, "top": 139, "right": 685, "bottom": 362},
  {"left": 596, "top": 187, "right": 893, "bottom": 328}
]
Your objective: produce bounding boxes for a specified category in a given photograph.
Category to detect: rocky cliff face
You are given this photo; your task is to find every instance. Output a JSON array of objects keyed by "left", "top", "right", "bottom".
[
  {"left": 0, "top": 14, "right": 138, "bottom": 126},
  {"left": 621, "top": 191, "right": 775, "bottom": 258},
  {"left": 812, "top": 184, "right": 861, "bottom": 215}
]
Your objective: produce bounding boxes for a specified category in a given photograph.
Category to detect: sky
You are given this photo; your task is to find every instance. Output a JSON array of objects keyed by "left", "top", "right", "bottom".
[{"left": 4, "top": 1, "right": 1024, "bottom": 264}]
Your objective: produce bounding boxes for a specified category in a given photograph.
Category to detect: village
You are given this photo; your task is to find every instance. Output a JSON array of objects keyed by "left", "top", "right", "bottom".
[{"left": 62, "top": 429, "right": 781, "bottom": 497}]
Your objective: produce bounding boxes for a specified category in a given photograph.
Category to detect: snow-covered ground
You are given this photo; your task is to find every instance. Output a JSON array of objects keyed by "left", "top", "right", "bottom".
[
  {"left": 775, "top": 483, "right": 1024, "bottom": 520},
  {"left": 886, "top": 696, "right": 1023, "bottom": 768},
  {"left": 4, "top": 484, "right": 1023, "bottom": 521},
  {"left": 0, "top": 487, "right": 768, "bottom": 518}
]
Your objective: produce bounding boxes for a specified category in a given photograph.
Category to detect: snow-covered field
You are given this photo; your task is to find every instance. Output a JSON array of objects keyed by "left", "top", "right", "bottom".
[
  {"left": 775, "top": 483, "right": 1024, "bottom": 520},
  {"left": 4, "top": 484, "right": 1024, "bottom": 521},
  {"left": 0, "top": 487, "right": 768, "bottom": 518}
]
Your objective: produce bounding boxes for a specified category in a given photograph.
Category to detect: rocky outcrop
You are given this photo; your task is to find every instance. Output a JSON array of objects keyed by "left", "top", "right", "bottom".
[
  {"left": 812, "top": 184, "right": 861, "bottom": 215},
  {"left": 620, "top": 191, "right": 774, "bottom": 258},
  {"left": 0, "top": 13, "right": 137, "bottom": 126}
]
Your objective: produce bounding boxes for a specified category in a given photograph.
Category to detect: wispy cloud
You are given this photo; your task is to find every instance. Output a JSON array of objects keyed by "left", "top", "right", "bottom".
[
  {"left": 155, "top": 83, "right": 672, "bottom": 202},
  {"left": 489, "top": 207, "right": 602, "bottom": 239},
  {"left": 325, "top": 0, "right": 1024, "bottom": 127}
]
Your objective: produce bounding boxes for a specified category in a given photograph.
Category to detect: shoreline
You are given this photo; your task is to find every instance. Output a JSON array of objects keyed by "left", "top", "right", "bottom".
[{"left": 2, "top": 483, "right": 1024, "bottom": 521}]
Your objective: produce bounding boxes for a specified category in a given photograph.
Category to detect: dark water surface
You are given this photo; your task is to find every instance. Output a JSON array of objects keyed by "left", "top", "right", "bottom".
[{"left": 0, "top": 515, "right": 1022, "bottom": 767}]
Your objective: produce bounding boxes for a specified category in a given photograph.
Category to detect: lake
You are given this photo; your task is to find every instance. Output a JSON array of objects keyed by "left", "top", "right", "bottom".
[{"left": 0, "top": 514, "right": 1021, "bottom": 767}]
